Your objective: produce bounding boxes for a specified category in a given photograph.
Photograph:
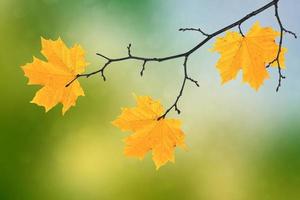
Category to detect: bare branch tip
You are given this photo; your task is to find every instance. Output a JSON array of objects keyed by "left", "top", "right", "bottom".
[
  {"left": 187, "top": 77, "right": 200, "bottom": 87},
  {"left": 175, "top": 105, "right": 181, "bottom": 115},
  {"left": 284, "top": 29, "right": 297, "bottom": 39},
  {"left": 99, "top": 70, "right": 107, "bottom": 81},
  {"left": 96, "top": 53, "right": 110, "bottom": 60},
  {"left": 179, "top": 27, "right": 209, "bottom": 37},
  {"left": 140, "top": 61, "right": 147, "bottom": 77},
  {"left": 127, "top": 43, "right": 132, "bottom": 56}
]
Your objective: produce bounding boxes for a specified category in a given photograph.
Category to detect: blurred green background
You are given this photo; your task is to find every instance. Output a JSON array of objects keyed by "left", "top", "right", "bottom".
[{"left": 0, "top": 0, "right": 300, "bottom": 199}]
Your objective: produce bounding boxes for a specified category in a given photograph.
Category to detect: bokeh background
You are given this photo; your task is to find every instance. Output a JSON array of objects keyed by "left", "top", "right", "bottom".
[{"left": 1, "top": 0, "right": 300, "bottom": 199}]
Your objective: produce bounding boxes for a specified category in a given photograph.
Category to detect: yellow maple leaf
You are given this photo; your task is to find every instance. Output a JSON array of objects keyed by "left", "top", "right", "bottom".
[
  {"left": 112, "top": 96, "right": 186, "bottom": 169},
  {"left": 212, "top": 22, "right": 286, "bottom": 90},
  {"left": 22, "top": 37, "right": 88, "bottom": 114}
]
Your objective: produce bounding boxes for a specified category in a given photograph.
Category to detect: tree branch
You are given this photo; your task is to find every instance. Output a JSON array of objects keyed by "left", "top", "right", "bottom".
[
  {"left": 66, "top": 0, "right": 296, "bottom": 118},
  {"left": 273, "top": 1, "right": 297, "bottom": 92}
]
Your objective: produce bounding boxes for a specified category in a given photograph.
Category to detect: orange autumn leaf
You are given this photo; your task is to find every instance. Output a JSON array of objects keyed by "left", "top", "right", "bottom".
[
  {"left": 112, "top": 95, "right": 186, "bottom": 169},
  {"left": 22, "top": 37, "right": 88, "bottom": 114},
  {"left": 212, "top": 22, "right": 287, "bottom": 90}
]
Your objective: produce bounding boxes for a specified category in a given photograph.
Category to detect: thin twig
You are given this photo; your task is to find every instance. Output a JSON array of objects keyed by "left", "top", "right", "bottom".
[
  {"left": 273, "top": 1, "right": 295, "bottom": 92},
  {"left": 179, "top": 28, "right": 210, "bottom": 37},
  {"left": 140, "top": 60, "right": 147, "bottom": 77}
]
